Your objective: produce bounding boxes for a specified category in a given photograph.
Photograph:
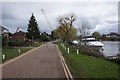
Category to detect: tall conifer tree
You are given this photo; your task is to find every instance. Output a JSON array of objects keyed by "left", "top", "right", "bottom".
[{"left": 27, "top": 13, "right": 40, "bottom": 40}]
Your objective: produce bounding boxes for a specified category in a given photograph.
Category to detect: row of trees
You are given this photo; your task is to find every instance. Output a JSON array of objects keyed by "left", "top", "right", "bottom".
[
  {"left": 26, "top": 13, "right": 102, "bottom": 43},
  {"left": 26, "top": 14, "right": 78, "bottom": 43},
  {"left": 3, "top": 13, "right": 115, "bottom": 47}
]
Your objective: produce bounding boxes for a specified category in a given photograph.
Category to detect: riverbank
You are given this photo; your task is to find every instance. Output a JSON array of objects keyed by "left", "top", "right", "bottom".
[{"left": 58, "top": 42, "right": 119, "bottom": 78}]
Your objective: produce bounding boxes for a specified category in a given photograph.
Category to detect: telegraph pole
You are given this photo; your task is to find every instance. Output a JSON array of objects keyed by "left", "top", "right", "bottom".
[{"left": 41, "top": 9, "right": 52, "bottom": 30}]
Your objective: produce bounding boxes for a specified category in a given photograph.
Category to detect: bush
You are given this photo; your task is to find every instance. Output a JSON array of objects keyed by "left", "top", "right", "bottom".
[
  {"left": 107, "top": 59, "right": 120, "bottom": 64},
  {"left": 40, "top": 35, "right": 50, "bottom": 42},
  {"left": 2, "top": 36, "right": 8, "bottom": 47},
  {"left": 8, "top": 41, "right": 26, "bottom": 47}
]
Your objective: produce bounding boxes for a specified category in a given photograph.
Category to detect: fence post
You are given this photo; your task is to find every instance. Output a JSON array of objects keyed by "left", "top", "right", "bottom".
[
  {"left": 18, "top": 49, "right": 21, "bottom": 53},
  {"left": 3, "top": 54, "right": 5, "bottom": 60},
  {"left": 67, "top": 47, "right": 69, "bottom": 54},
  {"left": 77, "top": 49, "right": 79, "bottom": 54}
]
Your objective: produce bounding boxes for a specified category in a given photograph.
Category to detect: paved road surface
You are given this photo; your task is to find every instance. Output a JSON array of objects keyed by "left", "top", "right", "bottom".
[{"left": 2, "top": 42, "right": 66, "bottom": 78}]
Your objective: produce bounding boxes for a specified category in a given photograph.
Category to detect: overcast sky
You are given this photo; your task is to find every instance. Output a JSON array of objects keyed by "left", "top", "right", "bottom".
[{"left": 0, "top": 0, "right": 119, "bottom": 35}]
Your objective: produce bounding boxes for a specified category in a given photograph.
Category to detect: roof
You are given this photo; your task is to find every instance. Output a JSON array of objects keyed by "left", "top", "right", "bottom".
[
  {"left": 13, "top": 30, "right": 26, "bottom": 35},
  {"left": 0, "top": 25, "right": 9, "bottom": 31},
  {"left": 82, "top": 37, "right": 96, "bottom": 41}
]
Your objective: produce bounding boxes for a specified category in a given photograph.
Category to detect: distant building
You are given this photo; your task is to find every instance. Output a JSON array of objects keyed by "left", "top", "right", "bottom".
[
  {"left": 105, "top": 32, "right": 119, "bottom": 38},
  {"left": 105, "top": 34, "right": 110, "bottom": 38},
  {"left": 0, "top": 25, "right": 10, "bottom": 40},
  {"left": 10, "top": 30, "right": 26, "bottom": 42},
  {"left": 0, "top": 25, "right": 9, "bottom": 35},
  {"left": 109, "top": 32, "right": 118, "bottom": 38}
]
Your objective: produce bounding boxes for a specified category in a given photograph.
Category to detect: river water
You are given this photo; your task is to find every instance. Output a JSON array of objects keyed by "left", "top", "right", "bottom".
[{"left": 102, "top": 41, "right": 120, "bottom": 57}]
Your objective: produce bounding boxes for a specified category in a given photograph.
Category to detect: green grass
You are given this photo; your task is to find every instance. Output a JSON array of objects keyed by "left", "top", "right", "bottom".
[
  {"left": 33, "top": 42, "right": 46, "bottom": 47},
  {"left": 2, "top": 42, "right": 46, "bottom": 62},
  {"left": 58, "top": 43, "right": 119, "bottom": 78},
  {"left": 2, "top": 48, "right": 32, "bottom": 62}
]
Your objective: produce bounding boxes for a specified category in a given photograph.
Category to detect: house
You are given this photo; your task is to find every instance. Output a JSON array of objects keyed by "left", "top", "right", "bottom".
[
  {"left": 0, "top": 25, "right": 10, "bottom": 40},
  {"left": 105, "top": 34, "right": 110, "bottom": 38},
  {"left": 0, "top": 26, "right": 10, "bottom": 47},
  {"left": 10, "top": 30, "right": 26, "bottom": 42},
  {"left": 0, "top": 25, "right": 9, "bottom": 35}
]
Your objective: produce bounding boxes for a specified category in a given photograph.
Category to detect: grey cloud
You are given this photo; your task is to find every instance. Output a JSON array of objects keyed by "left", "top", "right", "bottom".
[
  {"left": 1, "top": 2, "right": 118, "bottom": 34},
  {"left": 96, "top": 23, "right": 118, "bottom": 34},
  {"left": 2, "top": 12, "right": 17, "bottom": 21},
  {"left": 106, "top": 20, "right": 118, "bottom": 24}
]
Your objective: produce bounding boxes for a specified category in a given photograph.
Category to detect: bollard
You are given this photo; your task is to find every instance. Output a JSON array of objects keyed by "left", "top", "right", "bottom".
[
  {"left": 67, "top": 47, "right": 69, "bottom": 54},
  {"left": 3, "top": 54, "right": 5, "bottom": 60},
  {"left": 77, "top": 49, "right": 79, "bottom": 54},
  {"left": 18, "top": 49, "right": 21, "bottom": 53}
]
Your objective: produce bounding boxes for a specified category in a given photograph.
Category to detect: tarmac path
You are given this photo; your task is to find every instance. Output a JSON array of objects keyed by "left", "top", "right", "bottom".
[{"left": 2, "top": 42, "right": 67, "bottom": 78}]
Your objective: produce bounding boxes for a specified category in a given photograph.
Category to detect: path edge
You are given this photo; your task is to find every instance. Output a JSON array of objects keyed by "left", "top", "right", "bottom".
[
  {"left": 1, "top": 42, "right": 49, "bottom": 67},
  {"left": 56, "top": 45, "right": 73, "bottom": 80}
]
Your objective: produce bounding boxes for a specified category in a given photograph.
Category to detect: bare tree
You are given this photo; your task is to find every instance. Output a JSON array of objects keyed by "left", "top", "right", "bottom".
[
  {"left": 78, "top": 18, "right": 92, "bottom": 45},
  {"left": 58, "top": 15, "right": 75, "bottom": 42},
  {"left": 81, "top": 19, "right": 92, "bottom": 37}
]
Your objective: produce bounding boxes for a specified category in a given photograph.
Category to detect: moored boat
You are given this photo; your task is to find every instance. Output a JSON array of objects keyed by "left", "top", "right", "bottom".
[{"left": 81, "top": 37, "right": 104, "bottom": 51}]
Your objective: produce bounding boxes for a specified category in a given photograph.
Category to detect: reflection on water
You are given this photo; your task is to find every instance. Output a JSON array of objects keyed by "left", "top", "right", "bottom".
[{"left": 102, "top": 41, "right": 120, "bottom": 57}]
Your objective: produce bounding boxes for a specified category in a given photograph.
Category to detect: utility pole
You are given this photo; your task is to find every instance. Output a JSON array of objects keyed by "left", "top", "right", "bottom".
[
  {"left": 41, "top": 9, "right": 52, "bottom": 30},
  {"left": 41, "top": 9, "right": 59, "bottom": 40}
]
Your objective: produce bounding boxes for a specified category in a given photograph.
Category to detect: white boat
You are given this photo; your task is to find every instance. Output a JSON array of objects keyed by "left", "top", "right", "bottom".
[
  {"left": 82, "top": 37, "right": 104, "bottom": 51},
  {"left": 72, "top": 40, "right": 79, "bottom": 45}
]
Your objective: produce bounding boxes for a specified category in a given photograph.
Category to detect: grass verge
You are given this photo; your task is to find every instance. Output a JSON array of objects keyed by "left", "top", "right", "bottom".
[
  {"left": 2, "top": 48, "right": 32, "bottom": 62},
  {"left": 2, "top": 42, "right": 46, "bottom": 62},
  {"left": 58, "top": 42, "right": 119, "bottom": 78},
  {"left": 32, "top": 42, "right": 46, "bottom": 47}
]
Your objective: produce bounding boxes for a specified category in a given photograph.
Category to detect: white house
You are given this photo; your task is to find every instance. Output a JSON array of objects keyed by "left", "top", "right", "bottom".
[{"left": 0, "top": 25, "right": 9, "bottom": 36}]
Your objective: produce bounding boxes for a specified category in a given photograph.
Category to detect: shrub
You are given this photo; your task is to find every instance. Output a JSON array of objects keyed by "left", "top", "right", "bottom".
[{"left": 8, "top": 41, "right": 26, "bottom": 47}]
